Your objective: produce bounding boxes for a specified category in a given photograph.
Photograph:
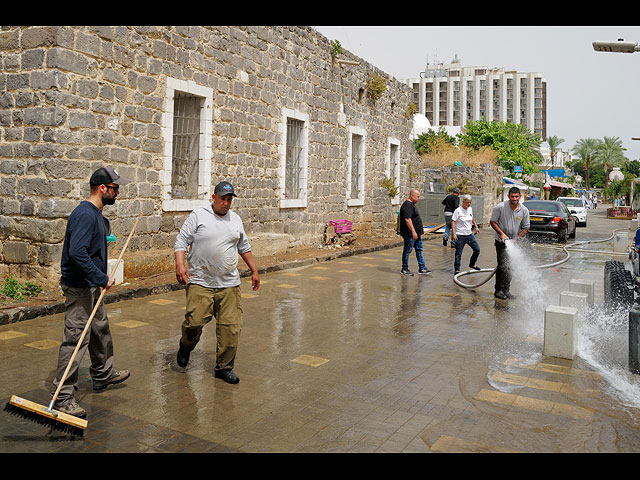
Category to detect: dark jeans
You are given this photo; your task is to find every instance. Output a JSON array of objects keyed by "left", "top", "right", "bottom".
[
  {"left": 444, "top": 214, "right": 453, "bottom": 242},
  {"left": 494, "top": 240, "right": 511, "bottom": 294},
  {"left": 454, "top": 234, "right": 480, "bottom": 272},
  {"left": 402, "top": 235, "right": 426, "bottom": 271}
]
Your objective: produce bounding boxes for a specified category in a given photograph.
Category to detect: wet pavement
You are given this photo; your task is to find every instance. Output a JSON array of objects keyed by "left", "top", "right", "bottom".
[{"left": 2, "top": 204, "right": 640, "bottom": 452}]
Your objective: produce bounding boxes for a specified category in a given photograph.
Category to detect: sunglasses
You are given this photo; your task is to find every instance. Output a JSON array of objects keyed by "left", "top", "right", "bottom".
[{"left": 104, "top": 184, "right": 119, "bottom": 192}]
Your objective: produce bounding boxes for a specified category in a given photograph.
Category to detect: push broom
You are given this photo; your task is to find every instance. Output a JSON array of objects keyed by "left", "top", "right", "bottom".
[{"left": 4, "top": 218, "right": 139, "bottom": 437}]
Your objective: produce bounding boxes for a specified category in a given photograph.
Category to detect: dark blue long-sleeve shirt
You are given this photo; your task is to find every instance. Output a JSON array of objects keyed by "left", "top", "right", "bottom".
[{"left": 60, "top": 201, "right": 110, "bottom": 288}]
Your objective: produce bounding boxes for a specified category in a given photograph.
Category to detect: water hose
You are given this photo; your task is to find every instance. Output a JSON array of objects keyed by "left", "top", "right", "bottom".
[{"left": 453, "top": 228, "right": 630, "bottom": 289}]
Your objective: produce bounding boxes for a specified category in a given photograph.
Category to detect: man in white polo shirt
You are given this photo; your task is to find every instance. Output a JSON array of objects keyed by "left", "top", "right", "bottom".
[
  {"left": 489, "top": 186, "right": 530, "bottom": 300},
  {"left": 174, "top": 181, "right": 260, "bottom": 384}
]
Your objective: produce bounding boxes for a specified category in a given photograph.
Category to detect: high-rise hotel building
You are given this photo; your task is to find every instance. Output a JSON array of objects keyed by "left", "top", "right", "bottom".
[{"left": 404, "top": 56, "right": 547, "bottom": 140}]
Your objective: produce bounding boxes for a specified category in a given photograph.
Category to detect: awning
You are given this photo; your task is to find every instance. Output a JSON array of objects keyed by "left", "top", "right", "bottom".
[{"left": 549, "top": 180, "right": 573, "bottom": 189}]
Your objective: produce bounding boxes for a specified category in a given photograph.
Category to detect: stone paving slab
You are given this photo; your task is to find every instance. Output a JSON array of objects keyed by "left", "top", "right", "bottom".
[{"left": 2, "top": 205, "right": 640, "bottom": 452}]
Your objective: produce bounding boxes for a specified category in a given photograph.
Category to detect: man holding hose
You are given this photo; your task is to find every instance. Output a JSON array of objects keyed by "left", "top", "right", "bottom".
[
  {"left": 489, "top": 186, "right": 530, "bottom": 300},
  {"left": 51, "top": 167, "right": 131, "bottom": 419}
]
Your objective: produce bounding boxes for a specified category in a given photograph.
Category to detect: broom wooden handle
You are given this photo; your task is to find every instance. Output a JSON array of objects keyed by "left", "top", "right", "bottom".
[{"left": 48, "top": 217, "right": 139, "bottom": 410}]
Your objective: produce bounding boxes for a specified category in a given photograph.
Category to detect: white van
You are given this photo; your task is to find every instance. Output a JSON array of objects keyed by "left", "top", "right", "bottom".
[{"left": 556, "top": 197, "right": 588, "bottom": 227}]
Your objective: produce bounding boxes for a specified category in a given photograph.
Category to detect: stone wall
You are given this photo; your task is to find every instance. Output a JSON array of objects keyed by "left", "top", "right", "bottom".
[
  {"left": 0, "top": 26, "right": 424, "bottom": 285},
  {"left": 423, "top": 163, "right": 504, "bottom": 224}
]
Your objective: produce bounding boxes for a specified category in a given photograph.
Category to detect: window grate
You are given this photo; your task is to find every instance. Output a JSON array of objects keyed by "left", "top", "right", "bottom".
[
  {"left": 285, "top": 118, "right": 304, "bottom": 199},
  {"left": 171, "top": 92, "right": 202, "bottom": 198},
  {"left": 351, "top": 134, "right": 363, "bottom": 198}
]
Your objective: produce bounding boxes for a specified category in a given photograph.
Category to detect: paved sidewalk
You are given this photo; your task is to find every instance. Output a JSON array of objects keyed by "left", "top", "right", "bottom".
[{"left": 2, "top": 204, "right": 640, "bottom": 452}]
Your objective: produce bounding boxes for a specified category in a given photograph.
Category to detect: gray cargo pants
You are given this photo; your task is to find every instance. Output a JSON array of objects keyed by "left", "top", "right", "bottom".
[{"left": 52, "top": 285, "right": 114, "bottom": 400}]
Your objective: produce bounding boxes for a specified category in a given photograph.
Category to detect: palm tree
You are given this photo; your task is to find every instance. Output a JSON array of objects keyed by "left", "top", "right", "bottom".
[
  {"left": 547, "top": 135, "right": 565, "bottom": 169},
  {"left": 572, "top": 138, "right": 599, "bottom": 189},
  {"left": 594, "top": 136, "right": 627, "bottom": 187}
]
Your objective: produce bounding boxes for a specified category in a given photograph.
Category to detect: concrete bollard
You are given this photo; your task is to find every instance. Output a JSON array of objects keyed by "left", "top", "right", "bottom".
[
  {"left": 108, "top": 259, "right": 124, "bottom": 285},
  {"left": 614, "top": 231, "right": 628, "bottom": 253},
  {"left": 569, "top": 279, "right": 594, "bottom": 306},
  {"left": 560, "top": 291, "right": 589, "bottom": 311},
  {"left": 544, "top": 305, "right": 578, "bottom": 360}
]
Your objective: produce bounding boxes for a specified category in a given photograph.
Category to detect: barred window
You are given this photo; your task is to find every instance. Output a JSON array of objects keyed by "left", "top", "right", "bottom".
[
  {"left": 285, "top": 118, "right": 305, "bottom": 200},
  {"left": 351, "top": 134, "right": 363, "bottom": 198},
  {"left": 347, "top": 126, "right": 366, "bottom": 206},
  {"left": 162, "top": 77, "right": 213, "bottom": 212},
  {"left": 279, "top": 108, "right": 308, "bottom": 209},
  {"left": 171, "top": 92, "right": 203, "bottom": 199}
]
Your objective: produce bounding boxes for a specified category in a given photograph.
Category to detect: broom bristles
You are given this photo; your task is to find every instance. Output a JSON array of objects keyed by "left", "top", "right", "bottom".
[{"left": 4, "top": 395, "right": 86, "bottom": 437}]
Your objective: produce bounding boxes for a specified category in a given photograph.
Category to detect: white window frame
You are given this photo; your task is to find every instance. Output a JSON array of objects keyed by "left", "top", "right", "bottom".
[
  {"left": 346, "top": 126, "right": 366, "bottom": 207},
  {"left": 278, "top": 107, "right": 309, "bottom": 209},
  {"left": 386, "top": 137, "right": 401, "bottom": 206},
  {"left": 161, "top": 77, "right": 213, "bottom": 212}
]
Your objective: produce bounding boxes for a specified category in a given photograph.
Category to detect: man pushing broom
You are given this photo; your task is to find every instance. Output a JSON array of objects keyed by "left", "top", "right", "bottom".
[{"left": 51, "top": 167, "right": 132, "bottom": 418}]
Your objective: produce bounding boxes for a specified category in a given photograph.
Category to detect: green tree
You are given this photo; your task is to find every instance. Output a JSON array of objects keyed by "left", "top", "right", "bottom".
[
  {"left": 414, "top": 127, "right": 457, "bottom": 155},
  {"left": 594, "top": 136, "right": 627, "bottom": 187},
  {"left": 547, "top": 135, "right": 565, "bottom": 169},
  {"left": 572, "top": 138, "right": 599, "bottom": 189},
  {"left": 457, "top": 119, "right": 542, "bottom": 174}
]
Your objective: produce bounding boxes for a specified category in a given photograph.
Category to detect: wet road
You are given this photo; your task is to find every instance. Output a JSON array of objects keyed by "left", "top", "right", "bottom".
[{"left": 2, "top": 204, "right": 640, "bottom": 452}]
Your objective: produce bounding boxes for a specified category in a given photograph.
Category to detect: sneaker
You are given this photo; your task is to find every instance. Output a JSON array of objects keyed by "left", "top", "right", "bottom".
[
  {"left": 504, "top": 291, "right": 517, "bottom": 300},
  {"left": 93, "top": 369, "right": 130, "bottom": 392},
  {"left": 494, "top": 291, "right": 508, "bottom": 300},
  {"left": 418, "top": 268, "right": 432, "bottom": 275},
  {"left": 400, "top": 268, "right": 413, "bottom": 275},
  {"left": 214, "top": 369, "right": 240, "bottom": 384},
  {"left": 53, "top": 397, "right": 86, "bottom": 419},
  {"left": 177, "top": 341, "right": 190, "bottom": 368},
  {"left": 443, "top": 238, "right": 447, "bottom": 247},
  {"left": 454, "top": 270, "right": 460, "bottom": 274},
  {"left": 470, "top": 265, "right": 481, "bottom": 271}
]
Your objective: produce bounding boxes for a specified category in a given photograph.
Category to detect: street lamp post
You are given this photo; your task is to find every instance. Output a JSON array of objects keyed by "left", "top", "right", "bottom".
[{"left": 592, "top": 38, "right": 640, "bottom": 53}]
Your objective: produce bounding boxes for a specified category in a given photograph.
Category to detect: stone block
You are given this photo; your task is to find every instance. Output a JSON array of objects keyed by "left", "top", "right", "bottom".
[
  {"left": 569, "top": 279, "right": 594, "bottom": 306},
  {"left": 544, "top": 305, "right": 578, "bottom": 360},
  {"left": 2, "top": 241, "right": 29, "bottom": 264},
  {"left": 560, "top": 291, "right": 589, "bottom": 311}
]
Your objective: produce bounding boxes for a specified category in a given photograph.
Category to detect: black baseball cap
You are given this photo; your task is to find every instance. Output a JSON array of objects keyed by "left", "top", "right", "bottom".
[
  {"left": 90, "top": 167, "right": 130, "bottom": 186},
  {"left": 214, "top": 181, "right": 237, "bottom": 197}
]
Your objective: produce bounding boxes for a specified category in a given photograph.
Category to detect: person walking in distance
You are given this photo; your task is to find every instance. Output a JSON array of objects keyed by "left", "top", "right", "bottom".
[
  {"left": 51, "top": 167, "right": 131, "bottom": 419},
  {"left": 489, "top": 186, "right": 530, "bottom": 300},
  {"left": 442, "top": 188, "right": 460, "bottom": 248},
  {"left": 174, "top": 181, "right": 260, "bottom": 384},
  {"left": 451, "top": 194, "right": 481, "bottom": 274},
  {"left": 399, "top": 189, "right": 431, "bottom": 275}
]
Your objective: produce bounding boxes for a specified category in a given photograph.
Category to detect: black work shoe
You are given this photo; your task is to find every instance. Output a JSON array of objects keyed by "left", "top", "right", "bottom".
[
  {"left": 443, "top": 238, "right": 447, "bottom": 246},
  {"left": 494, "top": 291, "right": 508, "bottom": 300},
  {"left": 418, "top": 268, "right": 432, "bottom": 275},
  {"left": 177, "top": 341, "right": 190, "bottom": 368},
  {"left": 400, "top": 268, "right": 413, "bottom": 275},
  {"left": 214, "top": 369, "right": 239, "bottom": 384},
  {"left": 93, "top": 370, "right": 130, "bottom": 392},
  {"left": 470, "top": 265, "right": 481, "bottom": 271}
]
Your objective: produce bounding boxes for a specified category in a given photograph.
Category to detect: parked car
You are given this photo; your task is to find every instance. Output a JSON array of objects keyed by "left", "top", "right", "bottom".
[
  {"left": 523, "top": 200, "right": 577, "bottom": 242},
  {"left": 556, "top": 196, "right": 588, "bottom": 227}
]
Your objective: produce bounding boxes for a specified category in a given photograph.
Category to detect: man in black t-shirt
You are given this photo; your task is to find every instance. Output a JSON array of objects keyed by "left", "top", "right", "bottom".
[
  {"left": 441, "top": 188, "right": 460, "bottom": 247},
  {"left": 399, "top": 189, "right": 431, "bottom": 275}
]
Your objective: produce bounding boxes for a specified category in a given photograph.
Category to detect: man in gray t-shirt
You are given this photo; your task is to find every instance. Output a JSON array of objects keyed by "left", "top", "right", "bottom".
[
  {"left": 489, "top": 186, "right": 530, "bottom": 300},
  {"left": 174, "top": 181, "right": 260, "bottom": 384}
]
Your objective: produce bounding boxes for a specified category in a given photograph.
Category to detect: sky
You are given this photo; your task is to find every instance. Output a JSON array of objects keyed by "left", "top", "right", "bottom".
[{"left": 314, "top": 26, "right": 640, "bottom": 161}]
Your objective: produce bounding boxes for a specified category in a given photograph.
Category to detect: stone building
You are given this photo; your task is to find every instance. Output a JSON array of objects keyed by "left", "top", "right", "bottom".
[{"left": 0, "top": 26, "right": 423, "bottom": 285}]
